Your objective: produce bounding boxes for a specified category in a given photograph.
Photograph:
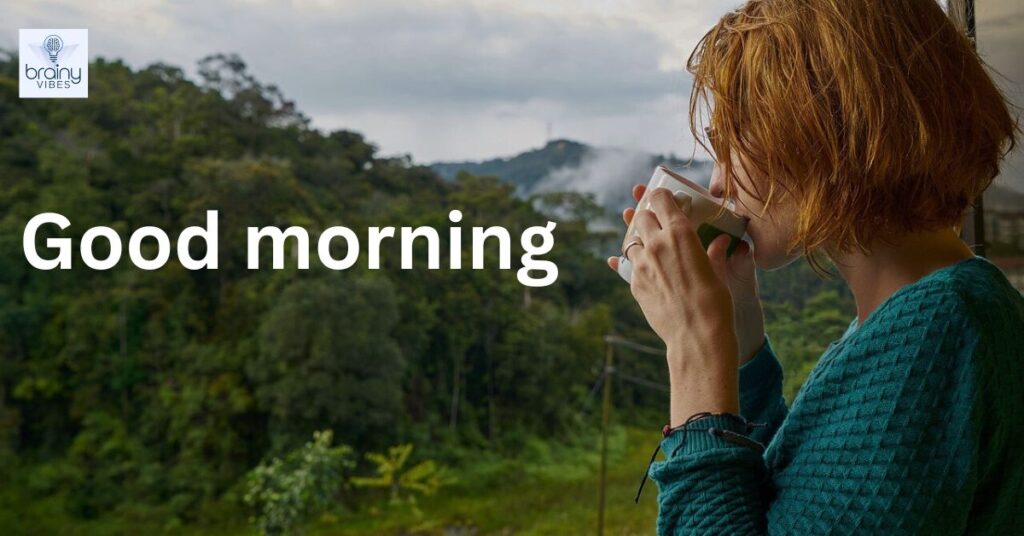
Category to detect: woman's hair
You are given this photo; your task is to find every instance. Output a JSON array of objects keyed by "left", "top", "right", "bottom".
[{"left": 688, "top": 0, "right": 1019, "bottom": 277}]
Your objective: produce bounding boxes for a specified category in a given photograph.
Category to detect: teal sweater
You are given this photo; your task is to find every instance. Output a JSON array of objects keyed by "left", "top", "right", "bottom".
[{"left": 649, "top": 255, "right": 1024, "bottom": 534}]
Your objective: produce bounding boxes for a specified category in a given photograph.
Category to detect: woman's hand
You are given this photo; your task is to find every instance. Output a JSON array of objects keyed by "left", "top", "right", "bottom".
[
  {"left": 605, "top": 187, "right": 741, "bottom": 423},
  {"left": 609, "top": 183, "right": 766, "bottom": 366}
]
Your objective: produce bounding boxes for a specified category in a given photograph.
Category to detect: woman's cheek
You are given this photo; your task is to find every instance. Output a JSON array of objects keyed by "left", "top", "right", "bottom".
[
  {"left": 745, "top": 224, "right": 764, "bottom": 265},
  {"left": 748, "top": 223, "right": 783, "bottom": 271}
]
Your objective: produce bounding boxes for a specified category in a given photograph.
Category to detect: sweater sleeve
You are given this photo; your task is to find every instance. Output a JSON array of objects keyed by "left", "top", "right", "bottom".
[
  {"left": 737, "top": 334, "right": 787, "bottom": 446},
  {"left": 648, "top": 293, "right": 981, "bottom": 535}
]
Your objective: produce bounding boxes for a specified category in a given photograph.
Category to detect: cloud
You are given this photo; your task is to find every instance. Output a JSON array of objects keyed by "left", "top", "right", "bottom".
[
  {"left": 535, "top": 146, "right": 655, "bottom": 207},
  {"left": 1, "top": 0, "right": 734, "bottom": 162}
]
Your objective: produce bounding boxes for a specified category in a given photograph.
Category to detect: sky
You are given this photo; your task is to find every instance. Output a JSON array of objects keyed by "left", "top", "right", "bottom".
[
  {"left": 1, "top": 0, "right": 1021, "bottom": 189},
  {"left": 0, "top": 0, "right": 737, "bottom": 163}
]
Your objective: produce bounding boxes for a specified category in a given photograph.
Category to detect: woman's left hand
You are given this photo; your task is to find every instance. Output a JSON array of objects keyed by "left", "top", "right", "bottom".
[{"left": 607, "top": 187, "right": 740, "bottom": 423}]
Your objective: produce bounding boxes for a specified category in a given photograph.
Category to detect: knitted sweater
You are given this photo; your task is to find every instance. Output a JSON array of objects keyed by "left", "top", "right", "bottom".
[{"left": 648, "top": 255, "right": 1024, "bottom": 534}]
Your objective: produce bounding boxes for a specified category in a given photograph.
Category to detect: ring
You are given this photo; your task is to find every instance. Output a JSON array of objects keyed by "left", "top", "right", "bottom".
[{"left": 622, "top": 238, "right": 643, "bottom": 260}]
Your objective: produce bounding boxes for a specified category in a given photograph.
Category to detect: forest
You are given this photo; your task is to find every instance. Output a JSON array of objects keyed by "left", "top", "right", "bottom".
[{"left": 0, "top": 52, "right": 854, "bottom": 534}]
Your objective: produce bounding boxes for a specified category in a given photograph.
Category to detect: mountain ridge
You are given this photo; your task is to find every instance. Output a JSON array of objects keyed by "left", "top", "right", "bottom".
[
  {"left": 429, "top": 139, "right": 714, "bottom": 216},
  {"left": 430, "top": 139, "right": 1024, "bottom": 216}
]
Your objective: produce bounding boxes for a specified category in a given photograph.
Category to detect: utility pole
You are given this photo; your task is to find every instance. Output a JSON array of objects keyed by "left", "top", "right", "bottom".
[
  {"left": 965, "top": 0, "right": 986, "bottom": 258},
  {"left": 950, "top": 0, "right": 986, "bottom": 256},
  {"left": 597, "top": 337, "right": 614, "bottom": 536},
  {"left": 595, "top": 334, "right": 668, "bottom": 533}
]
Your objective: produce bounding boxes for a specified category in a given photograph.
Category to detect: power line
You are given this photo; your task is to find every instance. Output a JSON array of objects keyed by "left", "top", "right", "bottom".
[
  {"left": 617, "top": 372, "right": 670, "bottom": 393},
  {"left": 574, "top": 371, "right": 607, "bottom": 420},
  {"left": 602, "top": 335, "right": 666, "bottom": 356}
]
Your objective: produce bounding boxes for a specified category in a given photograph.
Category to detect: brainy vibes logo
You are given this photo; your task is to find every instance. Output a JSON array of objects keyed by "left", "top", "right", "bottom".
[{"left": 19, "top": 29, "right": 89, "bottom": 98}]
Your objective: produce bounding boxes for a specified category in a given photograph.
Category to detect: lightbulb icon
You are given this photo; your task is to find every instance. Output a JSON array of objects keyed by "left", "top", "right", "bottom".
[{"left": 43, "top": 34, "right": 63, "bottom": 65}]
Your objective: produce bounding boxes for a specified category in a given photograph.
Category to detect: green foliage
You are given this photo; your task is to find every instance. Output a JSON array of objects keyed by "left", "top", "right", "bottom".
[
  {"left": 243, "top": 430, "right": 354, "bottom": 536},
  {"left": 351, "top": 443, "right": 454, "bottom": 515},
  {"left": 0, "top": 48, "right": 856, "bottom": 533},
  {"left": 248, "top": 275, "right": 405, "bottom": 450},
  {"left": 0, "top": 49, "right": 630, "bottom": 524},
  {"left": 63, "top": 412, "right": 147, "bottom": 518},
  {"left": 520, "top": 424, "right": 627, "bottom": 482},
  {"left": 764, "top": 285, "right": 855, "bottom": 401}
]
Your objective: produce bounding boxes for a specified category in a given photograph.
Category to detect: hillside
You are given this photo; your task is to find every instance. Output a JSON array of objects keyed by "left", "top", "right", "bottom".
[
  {"left": 0, "top": 53, "right": 658, "bottom": 529},
  {"left": 433, "top": 140, "right": 1024, "bottom": 213},
  {"left": 0, "top": 52, "right": 855, "bottom": 534},
  {"left": 431, "top": 139, "right": 591, "bottom": 192}
]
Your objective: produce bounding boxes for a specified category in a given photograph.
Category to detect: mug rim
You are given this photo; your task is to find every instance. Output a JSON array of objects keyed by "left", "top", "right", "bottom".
[{"left": 655, "top": 165, "right": 737, "bottom": 212}]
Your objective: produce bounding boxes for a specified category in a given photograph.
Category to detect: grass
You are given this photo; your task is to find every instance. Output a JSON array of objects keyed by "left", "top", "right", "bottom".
[
  {"left": 0, "top": 427, "right": 664, "bottom": 535},
  {"left": 319, "top": 426, "right": 663, "bottom": 535}
]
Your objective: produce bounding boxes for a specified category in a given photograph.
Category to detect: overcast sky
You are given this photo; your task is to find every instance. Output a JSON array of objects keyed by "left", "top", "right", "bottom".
[
  {"left": 2, "top": 0, "right": 1020, "bottom": 184},
  {"left": 1, "top": 0, "right": 737, "bottom": 163}
]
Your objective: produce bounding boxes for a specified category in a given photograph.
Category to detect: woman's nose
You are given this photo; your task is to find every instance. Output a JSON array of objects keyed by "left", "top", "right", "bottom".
[{"left": 708, "top": 164, "right": 725, "bottom": 199}]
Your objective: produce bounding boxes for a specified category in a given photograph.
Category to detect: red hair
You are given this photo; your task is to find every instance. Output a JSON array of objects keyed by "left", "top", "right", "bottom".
[{"left": 688, "top": 0, "right": 1019, "bottom": 276}]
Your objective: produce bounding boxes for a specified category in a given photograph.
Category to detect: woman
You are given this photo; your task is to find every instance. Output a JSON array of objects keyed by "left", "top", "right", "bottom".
[{"left": 606, "top": 0, "right": 1022, "bottom": 534}]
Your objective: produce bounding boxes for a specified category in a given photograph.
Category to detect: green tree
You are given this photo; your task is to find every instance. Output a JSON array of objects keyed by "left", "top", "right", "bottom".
[
  {"left": 244, "top": 430, "right": 354, "bottom": 536},
  {"left": 248, "top": 275, "right": 405, "bottom": 450}
]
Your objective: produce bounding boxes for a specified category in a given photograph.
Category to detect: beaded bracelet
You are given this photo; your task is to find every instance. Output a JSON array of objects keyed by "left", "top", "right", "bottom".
[{"left": 633, "top": 411, "right": 766, "bottom": 503}]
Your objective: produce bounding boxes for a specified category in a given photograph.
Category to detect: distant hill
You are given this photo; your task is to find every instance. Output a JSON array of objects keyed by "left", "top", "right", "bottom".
[
  {"left": 431, "top": 139, "right": 591, "bottom": 193},
  {"left": 430, "top": 139, "right": 714, "bottom": 215},
  {"left": 431, "top": 140, "right": 1024, "bottom": 227}
]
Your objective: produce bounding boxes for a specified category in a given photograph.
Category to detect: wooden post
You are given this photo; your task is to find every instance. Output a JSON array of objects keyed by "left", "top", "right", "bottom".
[
  {"left": 965, "top": 0, "right": 986, "bottom": 257},
  {"left": 597, "top": 338, "right": 614, "bottom": 535}
]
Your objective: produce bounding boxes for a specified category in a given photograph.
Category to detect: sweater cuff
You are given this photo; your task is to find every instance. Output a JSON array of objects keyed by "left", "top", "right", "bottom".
[
  {"left": 738, "top": 335, "right": 782, "bottom": 401},
  {"left": 660, "top": 414, "right": 750, "bottom": 459}
]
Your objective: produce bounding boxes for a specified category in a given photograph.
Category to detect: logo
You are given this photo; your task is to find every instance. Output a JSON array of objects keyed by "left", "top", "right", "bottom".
[{"left": 19, "top": 29, "right": 89, "bottom": 99}]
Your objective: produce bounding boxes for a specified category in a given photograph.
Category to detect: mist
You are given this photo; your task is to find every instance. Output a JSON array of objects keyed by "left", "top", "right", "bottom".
[{"left": 532, "top": 145, "right": 714, "bottom": 231}]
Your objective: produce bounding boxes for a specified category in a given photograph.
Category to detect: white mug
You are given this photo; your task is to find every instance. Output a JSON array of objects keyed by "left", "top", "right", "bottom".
[{"left": 618, "top": 166, "right": 749, "bottom": 284}]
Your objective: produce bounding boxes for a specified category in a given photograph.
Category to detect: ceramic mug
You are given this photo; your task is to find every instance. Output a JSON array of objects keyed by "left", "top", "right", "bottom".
[{"left": 618, "top": 165, "right": 749, "bottom": 284}]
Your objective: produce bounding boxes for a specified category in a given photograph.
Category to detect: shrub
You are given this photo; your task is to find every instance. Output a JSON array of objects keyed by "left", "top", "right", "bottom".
[{"left": 243, "top": 430, "right": 354, "bottom": 535}]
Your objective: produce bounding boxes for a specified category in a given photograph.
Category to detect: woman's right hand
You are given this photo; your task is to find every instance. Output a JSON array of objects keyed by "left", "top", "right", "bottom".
[{"left": 617, "top": 183, "right": 767, "bottom": 365}]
